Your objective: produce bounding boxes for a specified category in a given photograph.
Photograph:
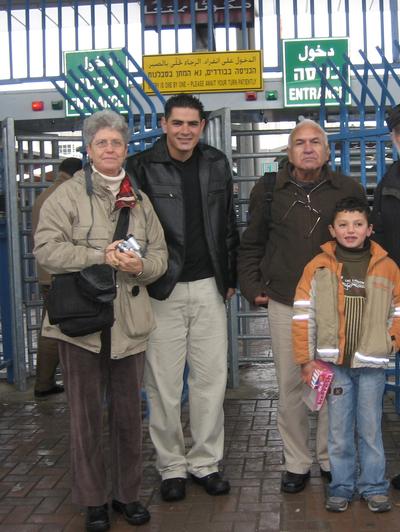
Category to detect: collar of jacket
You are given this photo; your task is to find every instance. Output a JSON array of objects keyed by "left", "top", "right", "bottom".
[
  {"left": 75, "top": 168, "right": 120, "bottom": 200},
  {"left": 320, "top": 239, "right": 388, "bottom": 269},
  {"left": 149, "top": 134, "right": 221, "bottom": 163},
  {"left": 275, "top": 161, "right": 340, "bottom": 190}
]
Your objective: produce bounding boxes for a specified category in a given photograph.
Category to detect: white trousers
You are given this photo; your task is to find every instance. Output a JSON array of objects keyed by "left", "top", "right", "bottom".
[
  {"left": 144, "top": 277, "right": 228, "bottom": 480},
  {"left": 268, "top": 298, "right": 329, "bottom": 474}
]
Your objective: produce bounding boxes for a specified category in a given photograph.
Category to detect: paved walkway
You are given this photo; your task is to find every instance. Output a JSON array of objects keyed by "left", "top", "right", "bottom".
[{"left": 0, "top": 365, "right": 400, "bottom": 531}]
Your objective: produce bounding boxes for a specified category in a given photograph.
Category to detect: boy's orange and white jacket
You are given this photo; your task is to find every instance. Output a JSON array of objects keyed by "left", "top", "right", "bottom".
[{"left": 292, "top": 240, "right": 400, "bottom": 369}]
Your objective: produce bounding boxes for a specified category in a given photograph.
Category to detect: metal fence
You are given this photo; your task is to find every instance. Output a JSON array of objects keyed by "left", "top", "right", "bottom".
[
  {"left": 1, "top": 109, "right": 239, "bottom": 390},
  {"left": 0, "top": 124, "right": 87, "bottom": 390},
  {"left": 1, "top": 0, "right": 400, "bottom": 87}
]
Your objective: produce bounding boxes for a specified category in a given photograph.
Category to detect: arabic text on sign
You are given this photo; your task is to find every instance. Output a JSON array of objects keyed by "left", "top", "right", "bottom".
[
  {"left": 298, "top": 45, "right": 335, "bottom": 62},
  {"left": 83, "top": 55, "right": 115, "bottom": 71}
]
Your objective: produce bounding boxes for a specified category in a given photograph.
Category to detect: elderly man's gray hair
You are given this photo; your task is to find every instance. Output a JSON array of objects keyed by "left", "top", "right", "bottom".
[
  {"left": 287, "top": 119, "right": 329, "bottom": 149},
  {"left": 83, "top": 109, "right": 130, "bottom": 146}
]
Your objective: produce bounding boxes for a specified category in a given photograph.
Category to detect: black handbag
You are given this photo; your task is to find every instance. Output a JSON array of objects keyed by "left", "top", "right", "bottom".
[
  {"left": 46, "top": 207, "right": 130, "bottom": 337},
  {"left": 46, "top": 266, "right": 116, "bottom": 337}
]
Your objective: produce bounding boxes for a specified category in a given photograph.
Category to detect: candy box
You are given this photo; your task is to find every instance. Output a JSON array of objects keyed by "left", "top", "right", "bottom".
[{"left": 303, "top": 361, "right": 334, "bottom": 411}]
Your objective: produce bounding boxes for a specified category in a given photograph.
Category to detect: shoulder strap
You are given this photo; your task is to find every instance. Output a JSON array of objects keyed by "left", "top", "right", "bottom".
[
  {"left": 125, "top": 170, "right": 143, "bottom": 201},
  {"left": 84, "top": 163, "right": 93, "bottom": 196},
  {"left": 262, "top": 171, "right": 277, "bottom": 224},
  {"left": 113, "top": 207, "right": 130, "bottom": 241}
]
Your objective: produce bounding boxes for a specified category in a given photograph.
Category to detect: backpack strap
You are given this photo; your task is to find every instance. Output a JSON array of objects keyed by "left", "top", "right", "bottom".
[{"left": 262, "top": 171, "right": 277, "bottom": 225}]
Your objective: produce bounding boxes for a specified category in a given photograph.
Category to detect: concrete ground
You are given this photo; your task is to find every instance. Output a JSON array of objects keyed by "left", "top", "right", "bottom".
[{"left": 0, "top": 363, "right": 400, "bottom": 531}]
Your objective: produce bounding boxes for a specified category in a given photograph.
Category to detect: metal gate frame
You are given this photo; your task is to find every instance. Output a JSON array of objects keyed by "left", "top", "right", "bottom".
[
  {"left": 205, "top": 108, "right": 240, "bottom": 388},
  {"left": 2, "top": 108, "right": 237, "bottom": 390},
  {"left": 2, "top": 118, "right": 26, "bottom": 390},
  {"left": 317, "top": 42, "right": 400, "bottom": 185},
  {"left": 2, "top": 122, "right": 87, "bottom": 390}
]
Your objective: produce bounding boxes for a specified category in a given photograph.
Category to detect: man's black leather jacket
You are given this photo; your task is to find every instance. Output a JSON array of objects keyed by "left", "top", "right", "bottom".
[{"left": 125, "top": 135, "right": 239, "bottom": 300}]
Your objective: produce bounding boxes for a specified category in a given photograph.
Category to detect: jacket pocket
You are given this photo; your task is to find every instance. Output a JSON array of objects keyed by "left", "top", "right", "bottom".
[
  {"left": 72, "top": 224, "right": 109, "bottom": 248},
  {"left": 115, "top": 280, "right": 154, "bottom": 338},
  {"left": 151, "top": 183, "right": 179, "bottom": 200}
]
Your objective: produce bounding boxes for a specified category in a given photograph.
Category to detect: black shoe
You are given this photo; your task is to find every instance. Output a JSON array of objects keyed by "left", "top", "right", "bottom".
[
  {"left": 86, "top": 504, "right": 110, "bottom": 532},
  {"left": 191, "top": 472, "right": 230, "bottom": 496},
  {"left": 281, "top": 471, "right": 310, "bottom": 493},
  {"left": 34, "top": 384, "right": 64, "bottom": 398},
  {"left": 160, "top": 477, "right": 186, "bottom": 501},
  {"left": 391, "top": 474, "right": 400, "bottom": 489},
  {"left": 320, "top": 467, "right": 332, "bottom": 482},
  {"left": 111, "top": 499, "right": 150, "bottom": 526}
]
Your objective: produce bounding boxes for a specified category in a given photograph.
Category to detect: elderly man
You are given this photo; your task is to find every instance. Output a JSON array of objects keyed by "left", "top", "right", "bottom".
[
  {"left": 238, "top": 119, "right": 366, "bottom": 493},
  {"left": 371, "top": 104, "right": 400, "bottom": 491}
]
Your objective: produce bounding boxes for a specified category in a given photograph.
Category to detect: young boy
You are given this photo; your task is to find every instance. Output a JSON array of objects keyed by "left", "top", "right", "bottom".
[{"left": 292, "top": 196, "right": 400, "bottom": 513}]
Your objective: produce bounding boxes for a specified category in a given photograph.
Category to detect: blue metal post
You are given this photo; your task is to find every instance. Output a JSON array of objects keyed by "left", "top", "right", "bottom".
[{"left": 0, "top": 218, "right": 15, "bottom": 383}]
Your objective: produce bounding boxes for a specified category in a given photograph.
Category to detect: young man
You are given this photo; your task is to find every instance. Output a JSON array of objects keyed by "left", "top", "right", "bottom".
[
  {"left": 238, "top": 120, "right": 366, "bottom": 493},
  {"left": 125, "top": 94, "right": 238, "bottom": 501},
  {"left": 293, "top": 196, "right": 399, "bottom": 513}
]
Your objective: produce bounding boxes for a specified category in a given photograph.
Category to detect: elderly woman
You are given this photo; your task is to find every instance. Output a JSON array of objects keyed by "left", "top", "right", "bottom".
[{"left": 34, "top": 110, "right": 167, "bottom": 532}]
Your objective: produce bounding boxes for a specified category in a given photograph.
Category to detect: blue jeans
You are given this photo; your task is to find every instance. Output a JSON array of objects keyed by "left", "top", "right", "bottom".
[{"left": 327, "top": 365, "right": 389, "bottom": 499}]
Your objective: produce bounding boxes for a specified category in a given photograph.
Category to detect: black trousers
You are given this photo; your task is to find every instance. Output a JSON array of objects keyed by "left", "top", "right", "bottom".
[{"left": 59, "top": 341, "right": 145, "bottom": 506}]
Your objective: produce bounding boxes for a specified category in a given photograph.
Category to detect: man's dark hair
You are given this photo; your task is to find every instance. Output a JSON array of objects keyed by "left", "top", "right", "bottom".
[
  {"left": 331, "top": 196, "right": 370, "bottom": 224},
  {"left": 164, "top": 94, "right": 205, "bottom": 120},
  {"left": 59, "top": 157, "right": 83, "bottom": 176}
]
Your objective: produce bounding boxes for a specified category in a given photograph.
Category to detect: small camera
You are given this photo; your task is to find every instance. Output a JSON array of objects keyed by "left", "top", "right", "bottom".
[{"left": 117, "top": 234, "right": 142, "bottom": 257}]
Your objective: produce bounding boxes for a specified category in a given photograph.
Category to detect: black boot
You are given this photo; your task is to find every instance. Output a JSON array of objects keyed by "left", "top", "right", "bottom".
[{"left": 86, "top": 504, "right": 110, "bottom": 532}]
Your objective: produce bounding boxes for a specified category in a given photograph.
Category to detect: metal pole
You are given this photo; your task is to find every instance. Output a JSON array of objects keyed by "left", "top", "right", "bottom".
[{"left": 3, "top": 117, "right": 27, "bottom": 390}]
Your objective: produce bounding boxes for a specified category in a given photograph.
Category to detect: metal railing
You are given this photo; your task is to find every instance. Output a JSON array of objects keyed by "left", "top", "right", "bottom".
[{"left": 0, "top": 0, "right": 400, "bottom": 87}]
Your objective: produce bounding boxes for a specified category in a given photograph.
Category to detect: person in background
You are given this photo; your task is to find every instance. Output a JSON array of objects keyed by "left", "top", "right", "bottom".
[
  {"left": 34, "top": 110, "right": 168, "bottom": 532},
  {"left": 238, "top": 119, "right": 366, "bottom": 494},
  {"left": 293, "top": 196, "right": 397, "bottom": 513},
  {"left": 372, "top": 103, "right": 400, "bottom": 490},
  {"left": 32, "top": 157, "right": 83, "bottom": 398},
  {"left": 372, "top": 104, "right": 400, "bottom": 266},
  {"left": 126, "top": 94, "right": 239, "bottom": 502}
]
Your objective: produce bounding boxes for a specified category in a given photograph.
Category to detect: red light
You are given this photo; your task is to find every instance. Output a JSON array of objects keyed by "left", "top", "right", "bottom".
[
  {"left": 32, "top": 101, "right": 44, "bottom": 111},
  {"left": 245, "top": 92, "right": 257, "bottom": 101}
]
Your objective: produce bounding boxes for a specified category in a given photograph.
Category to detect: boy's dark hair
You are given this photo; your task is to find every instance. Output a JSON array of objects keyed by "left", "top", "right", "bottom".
[
  {"left": 164, "top": 94, "right": 205, "bottom": 120},
  {"left": 331, "top": 196, "right": 371, "bottom": 224}
]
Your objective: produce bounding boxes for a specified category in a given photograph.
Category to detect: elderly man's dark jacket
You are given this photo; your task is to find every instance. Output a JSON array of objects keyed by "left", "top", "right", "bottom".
[
  {"left": 238, "top": 162, "right": 366, "bottom": 306},
  {"left": 126, "top": 135, "right": 239, "bottom": 301}
]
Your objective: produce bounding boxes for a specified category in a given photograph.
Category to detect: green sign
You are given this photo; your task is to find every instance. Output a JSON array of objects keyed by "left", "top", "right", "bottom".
[
  {"left": 64, "top": 48, "right": 129, "bottom": 117},
  {"left": 283, "top": 38, "right": 350, "bottom": 108}
]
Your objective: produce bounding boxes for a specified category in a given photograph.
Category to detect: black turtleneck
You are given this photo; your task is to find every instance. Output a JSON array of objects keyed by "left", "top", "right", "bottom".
[{"left": 170, "top": 150, "right": 214, "bottom": 282}]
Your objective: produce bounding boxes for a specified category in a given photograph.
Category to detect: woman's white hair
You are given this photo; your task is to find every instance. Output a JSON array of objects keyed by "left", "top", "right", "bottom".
[{"left": 83, "top": 109, "right": 129, "bottom": 146}]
